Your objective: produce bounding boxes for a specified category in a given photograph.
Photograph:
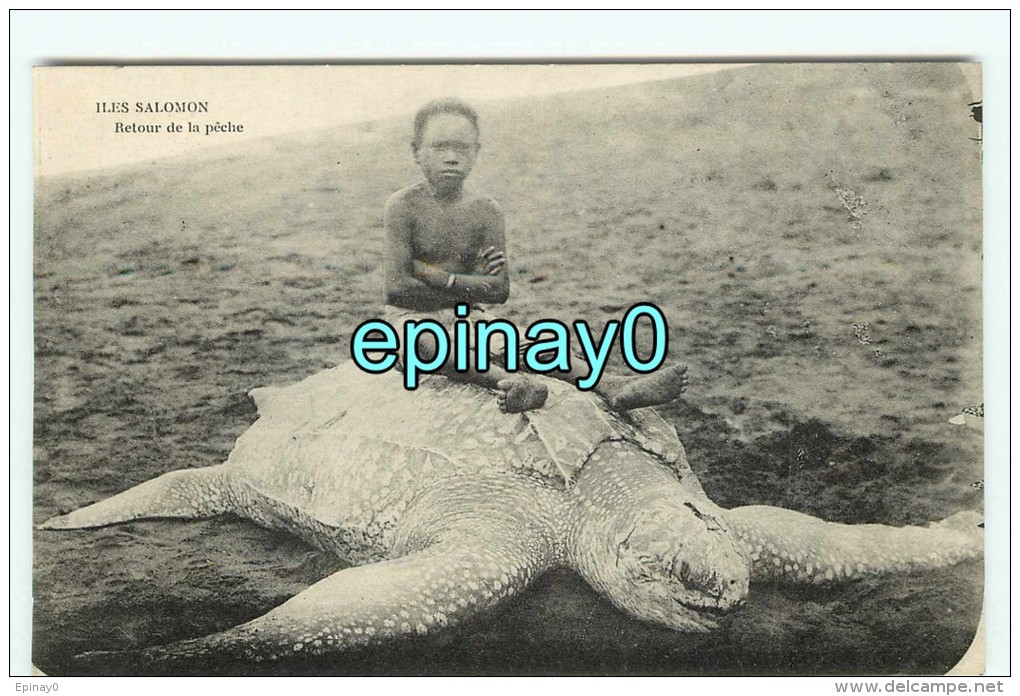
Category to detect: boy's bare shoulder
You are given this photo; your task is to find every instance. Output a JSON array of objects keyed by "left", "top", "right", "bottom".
[
  {"left": 464, "top": 190, "right": 504, "bottom": 219},
  {"left": 385, "top": 182, "right": 426, "bottom": 211},
  {"left": 386, "top": 184, "right": 503, "bottom": 221}
]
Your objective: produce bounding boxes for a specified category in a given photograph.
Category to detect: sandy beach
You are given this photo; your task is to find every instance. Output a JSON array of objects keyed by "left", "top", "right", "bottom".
[{"left": 32, "top": 63, "right": 984, "bottom": 675}]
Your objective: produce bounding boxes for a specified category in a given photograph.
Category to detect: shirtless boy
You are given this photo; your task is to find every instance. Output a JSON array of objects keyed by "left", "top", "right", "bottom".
[{"left": 385, "top": 98, "right": 688, "bottom": 413}]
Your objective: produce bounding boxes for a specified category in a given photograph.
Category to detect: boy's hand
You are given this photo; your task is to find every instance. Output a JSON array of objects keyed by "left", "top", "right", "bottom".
[{"left": 478, "top": 246, "right": 506, "bottom": 276}]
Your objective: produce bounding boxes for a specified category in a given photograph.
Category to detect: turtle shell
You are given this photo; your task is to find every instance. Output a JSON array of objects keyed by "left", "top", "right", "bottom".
[{"left": 223, "top": 362, "right": 695, "bottom": 555}]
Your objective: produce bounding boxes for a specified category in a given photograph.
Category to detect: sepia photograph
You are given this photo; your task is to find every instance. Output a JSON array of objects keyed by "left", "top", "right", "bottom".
[{"left": 31, "top": 60, "right": 987, "bottom": 676}]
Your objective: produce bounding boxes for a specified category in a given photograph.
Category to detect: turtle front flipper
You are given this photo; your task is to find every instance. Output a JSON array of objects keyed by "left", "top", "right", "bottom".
[
  {"left": 76, "top": 516, "right": 555, "bottom": 673},
  {"left": 724, "top": 506, "right": 983, "bottom": 585},
  {"left": 39, "top": 465, "right": 232, "bottom": 529}
]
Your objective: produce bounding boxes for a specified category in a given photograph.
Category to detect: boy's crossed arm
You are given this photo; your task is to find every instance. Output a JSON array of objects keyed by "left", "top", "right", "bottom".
[
  {"left": 411, "top": 247, "right": 506, "bottom": 302},
  {"left": 384, "top": 195, "right": 509, "bottom": 309}
]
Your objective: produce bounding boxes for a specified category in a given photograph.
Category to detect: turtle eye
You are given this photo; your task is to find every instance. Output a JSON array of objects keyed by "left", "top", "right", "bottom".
[{"left": 673, "top": 558, "right": 693, "bottom": 584}]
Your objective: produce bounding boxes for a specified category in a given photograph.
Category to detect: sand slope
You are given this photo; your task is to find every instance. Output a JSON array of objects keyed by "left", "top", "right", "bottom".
[{"left": 33, "top": 63, "right": 983, "bottom": 675}]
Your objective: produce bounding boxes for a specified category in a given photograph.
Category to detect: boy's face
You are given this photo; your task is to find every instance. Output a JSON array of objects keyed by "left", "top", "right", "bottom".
[{"left": 414, "top": 113, "right": 479, "bottom": 194}]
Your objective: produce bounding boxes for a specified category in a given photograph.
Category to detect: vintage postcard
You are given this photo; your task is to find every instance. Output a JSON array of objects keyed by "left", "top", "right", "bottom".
[{"left": 32, "top": 63, "right": 985, "bottom": 676}]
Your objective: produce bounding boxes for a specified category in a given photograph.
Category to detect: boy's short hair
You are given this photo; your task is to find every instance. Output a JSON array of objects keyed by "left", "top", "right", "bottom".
[{"left": 412, "top": 98, "right": 480, "bottom": 150}]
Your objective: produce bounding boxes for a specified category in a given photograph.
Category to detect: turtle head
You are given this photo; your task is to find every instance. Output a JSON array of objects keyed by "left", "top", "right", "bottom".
[{"left": 571, "top": 444, "right": 750, "bottom": 632}]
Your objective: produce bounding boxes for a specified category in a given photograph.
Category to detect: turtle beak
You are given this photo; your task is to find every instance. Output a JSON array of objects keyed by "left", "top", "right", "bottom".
[
  {"left": 669, "top": 502, "right": 750, "bottom": 610},
  {"left": 619, "top": 502, "right": 751, "bottom": 632}
]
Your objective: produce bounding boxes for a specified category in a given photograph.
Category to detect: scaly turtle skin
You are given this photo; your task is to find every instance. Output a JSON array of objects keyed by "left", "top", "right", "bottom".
[{"left": 40, "top": 362, "right": 983, "bottom": 668}]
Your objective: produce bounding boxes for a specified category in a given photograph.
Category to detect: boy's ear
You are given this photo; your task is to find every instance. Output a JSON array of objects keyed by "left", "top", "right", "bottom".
[{"left": 411, "top": 141, "right": 421, "bottom": 164}]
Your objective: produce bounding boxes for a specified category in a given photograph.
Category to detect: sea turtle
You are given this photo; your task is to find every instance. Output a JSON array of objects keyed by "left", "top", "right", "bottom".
[{"left": 40, "top": 361, "right": 983, "bottom": 669}]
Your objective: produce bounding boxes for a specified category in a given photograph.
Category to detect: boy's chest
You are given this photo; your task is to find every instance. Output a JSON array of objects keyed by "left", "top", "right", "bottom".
[{"left": 410, "top": 204, "right": 487, "bottom": 263}]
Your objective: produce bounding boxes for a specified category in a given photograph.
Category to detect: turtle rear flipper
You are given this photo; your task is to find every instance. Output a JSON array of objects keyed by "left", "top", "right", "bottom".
[{"left": 39, "top": 465, "right": 232, "bottom": 530}]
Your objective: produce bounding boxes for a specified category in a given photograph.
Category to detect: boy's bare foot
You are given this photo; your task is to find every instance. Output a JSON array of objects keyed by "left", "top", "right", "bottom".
[
  {"left": 496, "top": 378, "right": 549, "bottom": 414},
  {"left": 605, "top": 363, "right": 689, "bottom": 411}
]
